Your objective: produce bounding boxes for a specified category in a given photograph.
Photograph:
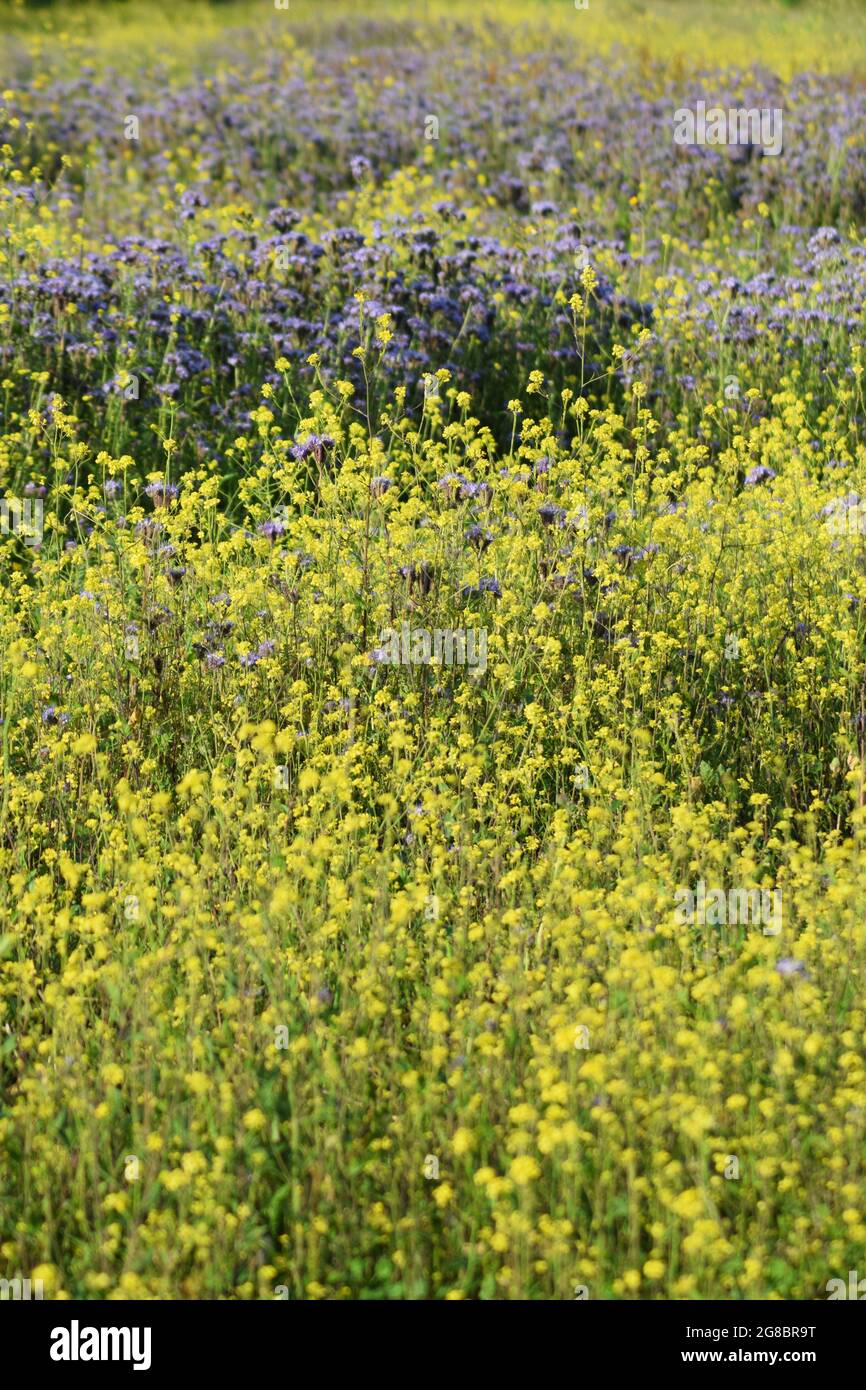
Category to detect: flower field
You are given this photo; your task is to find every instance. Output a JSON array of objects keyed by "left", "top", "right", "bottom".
[{"left": 1, "top": 0, "right": 866, "bottom": 1301}]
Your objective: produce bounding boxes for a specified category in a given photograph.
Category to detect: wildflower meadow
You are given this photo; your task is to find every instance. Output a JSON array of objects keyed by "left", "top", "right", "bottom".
[{"left": 1, "top": 0, "right": 866, "bottom": 1308}]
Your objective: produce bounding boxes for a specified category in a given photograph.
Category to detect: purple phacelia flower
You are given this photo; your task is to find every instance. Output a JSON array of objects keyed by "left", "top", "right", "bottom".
[
  {"left": 744, "top": 465, "right": 776, "bottom": 487},
  {"left": 350, "top": 155, "right": 372, "bottom": 182},
  {"left": 42, "top": 706, "right": 69, "bottom": 726},
  {"left": 144, "top": 481, "right": 180, "bottom": 506},
  {"left": 239, "top": 640, "right": 276, "bottom": 669},
  {"left": 462, "top": 577, "right": 502, "bottom": 599},
  {"left": 465, "top": 525, "right": 493, "bottom": 550},
  {"left": 776, "top": 957, "right": 807, "bottom": 978},
  {"left": 437, "top": 472, "right": 469, "bottom": 500},
  {"left": 291, "top": 433, "right": 334, "bottom": 464},
  {"left": 459, "top": 480, "right": 493, "bottom": 504}
]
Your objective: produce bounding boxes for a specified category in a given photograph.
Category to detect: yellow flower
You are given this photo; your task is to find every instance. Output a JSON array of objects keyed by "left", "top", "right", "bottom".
[
  {"left": 32, "top": 1264, "right": 60, "bottom": 1294},
  {"left": 671, "top": 1188, "right": 705, "bottom": 1221},
  {"left": 508, "top": 1155, "right": 540, "bottom": 1186},
  {"left": 452, "top": 1127, "right": 475, "bottom": 1156}
]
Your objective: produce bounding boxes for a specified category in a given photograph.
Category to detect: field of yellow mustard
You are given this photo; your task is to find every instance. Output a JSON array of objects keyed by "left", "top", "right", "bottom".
[{"left": 1, "top": 0, "right": 865, "bottom": 1300}]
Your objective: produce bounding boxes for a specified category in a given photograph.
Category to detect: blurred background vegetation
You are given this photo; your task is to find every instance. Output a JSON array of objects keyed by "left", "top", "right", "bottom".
[{"left": 2, "top": 0, "right": 865, "bottom": 72}]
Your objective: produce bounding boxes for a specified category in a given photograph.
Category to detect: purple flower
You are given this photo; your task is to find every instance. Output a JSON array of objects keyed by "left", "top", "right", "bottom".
[
  {"left": 459, "top": 481, "right": 493, "bottom": 504},
  {"left": 144, "top": 481, "right": 179, "bottom": 507},
  {"left": 239, "top": 640, "right": 276, "bottom": 669},
  {"left": 462, "top": 577, "right": 502, "bottom": 599},
  {"left": 42, "top": 706, "right": 69, "bottom": 726},
  {"left": 438, "top": 472, "right": 468, "bottom": 500},
  {"left": 776, "top": 957, "right": 807, "bottom": 979},
  {"left": 370, "top": 476, "right": 393, "bottom": 497},
  {"left": 323, "top": 698, "right": 352, "bottom": 715},
  {"left": 744, "top": 465, "right": 776, "bottom": 487},
  {"left": 291, "top": 434, "right": 334, "bottom": 464},
  {"left": 465, "top": 525, "right": 493, "bottom": 550},
  {"left": 613, "top": 541, "right": 658, "bottom": 566},
  {"left": 258, "top": 519, "right": 286, "bottom": 541}
]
